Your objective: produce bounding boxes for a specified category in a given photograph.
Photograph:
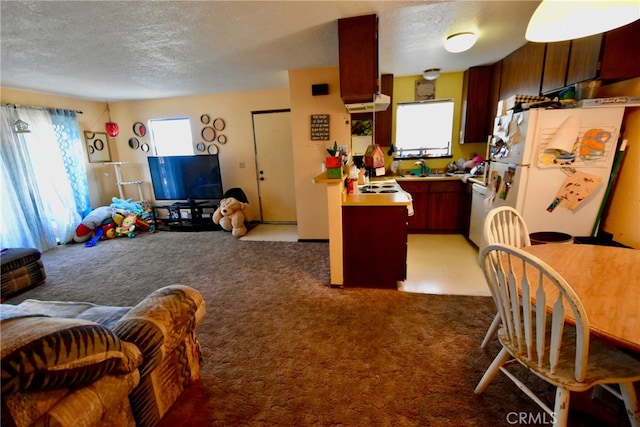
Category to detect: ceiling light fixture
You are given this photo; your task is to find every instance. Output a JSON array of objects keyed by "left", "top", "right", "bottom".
[
  {"left": 526, "top": 0, "right": 640, "bottom": 42},
  {"left": 104, "top": 102, "right": 119, "bottom": 138},
  {"left": 423, "top": 68, "right": 441, "bottom": 80},
  {"left": 444, "top": 32, "right": 477, "bottom": 53}
]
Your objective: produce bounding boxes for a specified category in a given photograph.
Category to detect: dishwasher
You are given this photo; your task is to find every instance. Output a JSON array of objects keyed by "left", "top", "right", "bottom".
[{"left": 469, "top": 183, "right": 489, "bottom": 251}]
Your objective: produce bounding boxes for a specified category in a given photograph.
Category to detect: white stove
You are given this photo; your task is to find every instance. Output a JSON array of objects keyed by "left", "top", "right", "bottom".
[{"left": 357, "top": 180, "right": 401, "bottom": 194}]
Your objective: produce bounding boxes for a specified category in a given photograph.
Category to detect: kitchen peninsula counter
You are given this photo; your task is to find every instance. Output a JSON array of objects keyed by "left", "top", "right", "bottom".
[{"left": 313, "top": 173, "right": 412, "bottom": 288}]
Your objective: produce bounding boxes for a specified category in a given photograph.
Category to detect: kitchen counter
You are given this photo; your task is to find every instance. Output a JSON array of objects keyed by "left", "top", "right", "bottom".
[
  {"left": 342, "top": 179, "right": 412, "bottom": 207},
  {"left": 394, "top": 174, "right": 462, "bottom": 181}
]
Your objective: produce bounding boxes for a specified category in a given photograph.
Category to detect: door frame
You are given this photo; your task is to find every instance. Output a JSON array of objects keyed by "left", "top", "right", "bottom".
[{"left": 251, "top": 108, "right": 296, "bottom": 224}]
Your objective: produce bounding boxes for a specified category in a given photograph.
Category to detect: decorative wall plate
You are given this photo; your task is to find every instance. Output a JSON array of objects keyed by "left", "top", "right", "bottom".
[
  {"left": 207, "top": 144, "right": 219, "bottom": 154},
  {"left": 196, "top": 142, "right": 206, "bottom": 152},
  {"left": 200, "top": 114, "right": 210, "bottom": 124},
  {"left": 129, "top": 137, "right": 140, "bottom": 149},
  {"left": 217, "top": 134, "right": 227, "bottom": 144},
  {"left": 133, "top": 122, "right": 146, "bottom": 137},
  {"left": 213, "top": 118, "right": 225, "bottom": 131},
  {"left": 140, "top": 143, "right": 149, "bottom": 152},
  {"left": 84, "top": 130, "right": 110, "bottom": 162},
  {"left": 202, "top": 126, "right": 216, "bottom": 142}
]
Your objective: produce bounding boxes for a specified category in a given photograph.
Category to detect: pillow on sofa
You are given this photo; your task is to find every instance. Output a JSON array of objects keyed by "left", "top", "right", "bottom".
[{"left": 1, "top": 312, "right": 142, "bottom": 395}]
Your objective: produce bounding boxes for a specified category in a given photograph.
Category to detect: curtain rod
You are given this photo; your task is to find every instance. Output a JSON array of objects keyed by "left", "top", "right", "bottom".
[{"left": 4, "top": 103, "right": 83, "bottom": 114}]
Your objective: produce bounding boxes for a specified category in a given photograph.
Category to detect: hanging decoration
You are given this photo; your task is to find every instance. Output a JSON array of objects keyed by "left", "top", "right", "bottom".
[
  {"left": 104, "top": 102, "right": 119, "bottom": 137},
  {"left": 13, "top": 119, "right": 31, "bottom": 133}
]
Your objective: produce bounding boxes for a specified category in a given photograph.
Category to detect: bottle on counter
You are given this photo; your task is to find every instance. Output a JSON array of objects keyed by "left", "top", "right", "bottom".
[{"left": 347, "top": 166, "right": 358, "bottom": 195}]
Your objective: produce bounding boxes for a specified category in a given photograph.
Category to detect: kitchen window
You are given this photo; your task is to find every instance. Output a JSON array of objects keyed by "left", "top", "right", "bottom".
[{"left": 394, "top": 99, "right": 454, "bottom": 159}]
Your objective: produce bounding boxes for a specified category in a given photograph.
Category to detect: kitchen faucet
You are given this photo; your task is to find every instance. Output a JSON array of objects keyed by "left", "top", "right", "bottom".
[{"left": 414, "top": 160, "right": 428, "bottom": 176}]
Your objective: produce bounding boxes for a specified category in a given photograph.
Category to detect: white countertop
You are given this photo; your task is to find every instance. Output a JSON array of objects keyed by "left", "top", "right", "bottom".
[{"left": 342, "top": 179, "right": 412, "bottom": 207}]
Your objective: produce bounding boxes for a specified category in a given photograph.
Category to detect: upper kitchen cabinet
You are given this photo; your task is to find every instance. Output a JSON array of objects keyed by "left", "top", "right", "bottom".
[
  {"left": 566, "top": 34, "right": 602, "bottom": 85},
  {"left": 499, "top": 42, "right": 546, "bottom": 100},
  {"left": 338, "top": 14, "right": 378, "bottom": 104},
  {"left": 460, "top": 65, "right": 493, "bottom": 143},
  {"left": 541, "top": 35, "right": 601, "bottom": 94},
  {"left": 541, "top": 41, "right": 571, "bottom": 93},
  {"left": 541, "top": 20, "right": 640, "bottom": 94},
  {"left": 599, "top": 19, "right": 640, "bottom": 81}
]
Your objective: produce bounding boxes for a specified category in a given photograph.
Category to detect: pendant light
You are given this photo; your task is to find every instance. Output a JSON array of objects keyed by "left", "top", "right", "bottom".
[
  {"left": 105, "top": 102, "right": 119, "bottom": 137},
  {"left": 526, "top": 0, "right": 640, "bottom": 42}
]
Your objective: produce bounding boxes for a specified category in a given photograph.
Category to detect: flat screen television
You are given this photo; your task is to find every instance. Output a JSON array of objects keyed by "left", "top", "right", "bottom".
[{"left": 147, "top": 155, "right": 223, "bottom": 202}]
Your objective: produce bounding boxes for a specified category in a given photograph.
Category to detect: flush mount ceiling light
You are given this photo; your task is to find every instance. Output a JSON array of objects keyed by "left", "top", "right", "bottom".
[
  {"left": 444, "top": 32, "right": 477, "bottom": 53},
  {"left": 526, "top": 0, "right": 640, "bottom": 42},
  {"left": 423, "top": 68, "right": 441, "bottom": 80}
]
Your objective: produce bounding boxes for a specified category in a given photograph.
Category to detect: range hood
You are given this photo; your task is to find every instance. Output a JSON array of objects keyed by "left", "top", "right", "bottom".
[{"left": 344, "top": 93, "right": 390, "bottom": 113}]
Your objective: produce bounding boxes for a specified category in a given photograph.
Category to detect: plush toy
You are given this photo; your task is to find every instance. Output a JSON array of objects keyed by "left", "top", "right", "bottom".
[
  {"left": 73, "top": 206, "right": 114, "bottom": 243},
  {"left": 110, "top": 197, "right": 142, "bottom": 214},
  {"left": 115, "top": 214, "right": 138, "bottom": 238},
  {"left": 212, "top": 197, "right": 248, "bottom": 237}
]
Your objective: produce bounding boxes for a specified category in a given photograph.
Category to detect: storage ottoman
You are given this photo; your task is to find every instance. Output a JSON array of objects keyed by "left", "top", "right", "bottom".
[{"left": 1, "top": 248, "right": 46, "bottom": 301}]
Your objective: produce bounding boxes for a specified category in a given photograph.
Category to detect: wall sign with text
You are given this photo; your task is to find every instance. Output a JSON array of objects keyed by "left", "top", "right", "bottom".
[{"left": 310, "top": 114, "right": 330, "bottom": 141}]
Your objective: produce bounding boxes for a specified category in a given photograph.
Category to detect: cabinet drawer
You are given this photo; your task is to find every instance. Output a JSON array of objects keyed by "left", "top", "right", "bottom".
[
  {"left": 429, "top": 181, "right": 461, "bottom": 193},
  {"left": 398, "top": 181, "right": 429, "bottom": 193}
]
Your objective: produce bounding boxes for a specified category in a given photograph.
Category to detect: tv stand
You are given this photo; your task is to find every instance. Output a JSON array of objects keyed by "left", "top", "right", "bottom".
[{"left": 151, "top": 201, "right": 221, "bottom": 231}]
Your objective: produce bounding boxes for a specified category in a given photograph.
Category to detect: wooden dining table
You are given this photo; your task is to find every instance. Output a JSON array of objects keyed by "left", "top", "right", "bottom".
[{"left": 521, "top": 244, "right": 640, "bottom": 353}]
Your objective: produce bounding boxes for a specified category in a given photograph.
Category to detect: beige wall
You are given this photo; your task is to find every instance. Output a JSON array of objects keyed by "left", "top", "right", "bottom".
[
  {"left": 2, "top": 86, "right": 291, "bottom": 223},
  {"left": 598, "top": 78, "right": 640, "bottom": 248},
  {"left": 3, "top": 74, "right": 638, "bottom": 246},
  {"left": 288, "top": 67, "right": 352, "bottom": 239}
]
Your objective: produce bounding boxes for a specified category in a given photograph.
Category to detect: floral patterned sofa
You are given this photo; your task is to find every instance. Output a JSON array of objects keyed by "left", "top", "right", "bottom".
[{"left": 1, "top": 285, "right": 205, "bottom": 427}]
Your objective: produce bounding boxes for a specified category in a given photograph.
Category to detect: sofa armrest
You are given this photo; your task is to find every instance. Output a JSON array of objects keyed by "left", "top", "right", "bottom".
[{"left": 111, "top": 285, "right": 204, "bottom": 376}]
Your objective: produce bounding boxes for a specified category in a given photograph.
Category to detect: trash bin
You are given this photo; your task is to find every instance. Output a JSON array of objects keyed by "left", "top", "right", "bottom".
[{"left": 529, "top": 231, "right": 574, "bottom": 245}]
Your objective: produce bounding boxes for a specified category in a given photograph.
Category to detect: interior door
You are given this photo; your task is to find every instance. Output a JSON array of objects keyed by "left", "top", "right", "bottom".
[{"left": 252, "top": 110, "right": 296, "bottom": 223}]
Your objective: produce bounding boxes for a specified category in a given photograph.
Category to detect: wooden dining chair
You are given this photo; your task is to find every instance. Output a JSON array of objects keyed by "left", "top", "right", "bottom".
[
  {"left": 480, "top": 206, "right": 531, "bottom": 349},
  {"left": 475, "top": 244, "right": 640, "bottom": 427}
]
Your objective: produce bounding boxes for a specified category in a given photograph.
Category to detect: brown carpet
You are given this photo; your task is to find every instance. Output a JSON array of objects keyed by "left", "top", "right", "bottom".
[{"left": 5, "top": 231, "right": 629, "bottom": 426}]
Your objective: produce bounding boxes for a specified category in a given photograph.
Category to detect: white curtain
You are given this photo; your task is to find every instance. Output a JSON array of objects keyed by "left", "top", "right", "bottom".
[{"left": 1, "top": 106, "right": 87, "bottom": 251}]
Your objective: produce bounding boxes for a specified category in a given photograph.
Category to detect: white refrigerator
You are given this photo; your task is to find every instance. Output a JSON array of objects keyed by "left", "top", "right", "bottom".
[{"left": 483, "top": 106, "right": 625, "bottom": 239}]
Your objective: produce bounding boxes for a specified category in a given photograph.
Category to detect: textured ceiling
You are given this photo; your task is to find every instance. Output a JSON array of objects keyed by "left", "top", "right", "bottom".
[{"left": 1, "top": 0, "right": 540, "bottom": 102}]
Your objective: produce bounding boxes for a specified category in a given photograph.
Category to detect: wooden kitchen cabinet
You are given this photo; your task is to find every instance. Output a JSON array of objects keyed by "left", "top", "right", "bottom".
[
  {"left": 398, "top": 180, "right": 463, "bottom": 233},
  {"left": 427, "top": 181, "right": 462, "bottom": 232},
  {"left": 398, "top": 181, "right": 428, "bottom": 231},
  {"left": 338, "top": 14, "right": 378, "bottom": 104},
  {"left": 540, "top": 21, "right": 640, "bottom": 95},
  {"left": 342, "top": 205, "right": 407, "bottom": 287},
  {"left": 499, "top": 42, "right": 546, "bottom": 101},
  {"left": 541, "top": 41, "right": 571, "bottom": 94},
  {"left": 566, "top": 34, "right": 602, "bottom": 85},
  {"left": 460, "top": 65, "right": 493, "bottom": 143},
  {"left": 600, "top": 19, "right": 640, "bottom": 81}
]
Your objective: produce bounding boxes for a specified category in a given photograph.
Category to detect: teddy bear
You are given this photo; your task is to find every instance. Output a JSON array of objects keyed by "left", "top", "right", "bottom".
[{"left": 212, "top": 197, "right": 248, "bottom": 237}]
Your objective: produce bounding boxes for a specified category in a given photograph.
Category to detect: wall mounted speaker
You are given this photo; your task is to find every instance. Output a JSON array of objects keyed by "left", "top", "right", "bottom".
[{"left": 312, "top": 84, "right": 329, "bottom": 96}]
